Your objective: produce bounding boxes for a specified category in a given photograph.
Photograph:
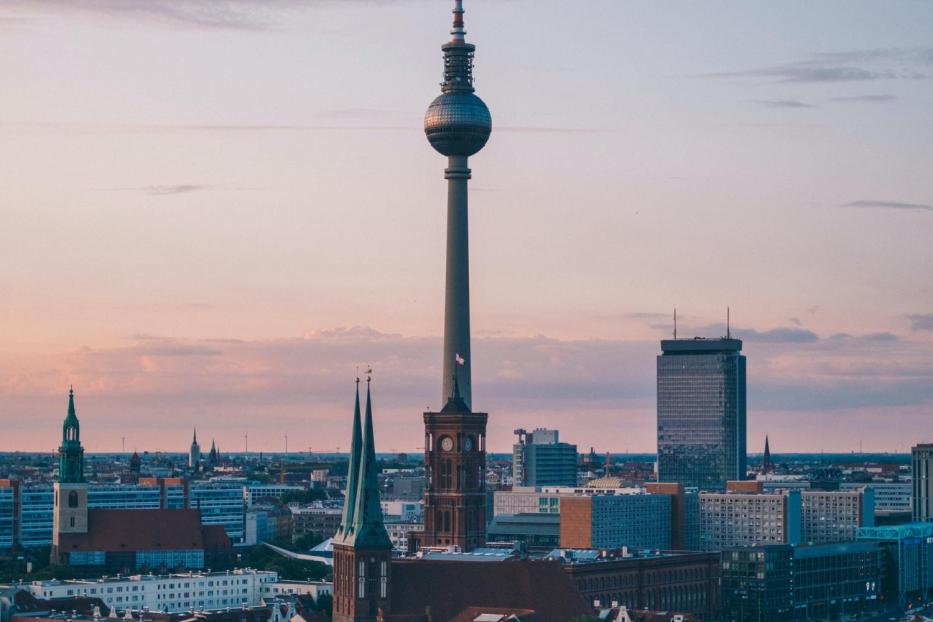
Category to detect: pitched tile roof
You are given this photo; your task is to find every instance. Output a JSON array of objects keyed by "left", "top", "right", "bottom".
[
  {"left": 385, "top": 559, "right": 589, "bottom": 622},
  {"left": 59, "top": 509, "right": 215, "bottom": 552}
]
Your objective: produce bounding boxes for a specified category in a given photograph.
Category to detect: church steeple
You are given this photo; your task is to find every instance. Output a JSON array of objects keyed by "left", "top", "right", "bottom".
[
  {"left": 189, "top": 427, "right": 201, "bottom": 469},
  {"left": 332, "top": 376, "right": 392, "bottom": 622},
  {"left": 335, "top": 378, "right": 363, "bottom": 544},
  {"left": 347, "top": 378, "right": 391, "bottom": 549},
  {"left": 763, "top": 435, "right": 772, "bottom": 473},
  {"left": 59, "top": 387, "right": 85, "bottom": 484}
]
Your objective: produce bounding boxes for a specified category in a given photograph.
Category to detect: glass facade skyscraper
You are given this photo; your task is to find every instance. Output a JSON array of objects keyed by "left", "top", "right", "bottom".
[
  {"left": 512, "top": 428, "right": 578, "bottom": 487},
  {"left": 657, "top": 338, "right": 746, "bottom": 490}
]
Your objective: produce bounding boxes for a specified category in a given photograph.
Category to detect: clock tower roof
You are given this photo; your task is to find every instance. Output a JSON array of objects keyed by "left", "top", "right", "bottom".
[{"left": 440, "top": 371, "right": 470, "bottom": 414}]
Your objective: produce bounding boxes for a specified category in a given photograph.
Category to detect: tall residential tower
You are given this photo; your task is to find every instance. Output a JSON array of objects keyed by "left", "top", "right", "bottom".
[{"left": 657, "top": 338, "right": 747, "bottom": 490}]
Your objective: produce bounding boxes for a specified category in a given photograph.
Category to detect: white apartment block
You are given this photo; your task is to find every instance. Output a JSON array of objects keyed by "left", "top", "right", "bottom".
[
  {"left": 259, "top": 580, "right": 331, "bottom": 602},
  {"left": 841, "top": 481, "right": 911, "bottom": 513},
  {"left": 697, "top": 490, "right": 801, "bottom": 551},
  {"left": 26, "top": 569, "right": 279, "bottom": 613},
  {"left": 801, "top": 488, "right": 874, "bottom": 544}
]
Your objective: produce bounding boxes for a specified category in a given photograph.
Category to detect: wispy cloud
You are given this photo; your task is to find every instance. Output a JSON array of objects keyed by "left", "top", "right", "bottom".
[
  {"left": 3, "top": 325, "right": 932, "bottom": 451},
  {"left": 103, "top": 184, "right": 209, "bottom": 196},
  {"left": 732, "top": 327, "right": 819, "bottom": 343},
  {"left": 753, "top": 99, "right": 814, "bottom": 109},
  {"left": 0, "top": 0, "right": 305, "bottom": 30},
  {"left": 496, "top": 125, "right": 609, "bottom": 134},
  {"left": 1, "top": 122, "right": 417, "bottom": 136},
  {"left": 710, "top": 47, "right": 933, "bottom": 84},
  {"left": 841, "top": 200, "right": 933, "bottom": 213},
  {"left": 829, "top": 94, "right": 898, "bottom": 104},
  {"left": 624, "top": 311, "right": 674, "bottom": 321},
  {"left": 908, "top": 314, "right": 933, "bottom": 331}
]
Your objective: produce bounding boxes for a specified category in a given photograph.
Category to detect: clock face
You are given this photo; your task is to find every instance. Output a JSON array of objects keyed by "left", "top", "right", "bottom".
[
  {"left": 440, "top": 436, "right": 454, "bottom": 451},
  {"left": 464, "top": 436, "right": 474, "bottom": 451}
]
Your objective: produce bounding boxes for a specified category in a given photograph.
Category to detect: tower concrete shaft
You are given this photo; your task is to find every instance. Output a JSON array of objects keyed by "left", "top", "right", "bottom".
[
  {"left": 425, "top": 0, "right": 491, "bottom": 410},
  {"left": 443, "top": 155, "right": 472, "bottom": 409}
]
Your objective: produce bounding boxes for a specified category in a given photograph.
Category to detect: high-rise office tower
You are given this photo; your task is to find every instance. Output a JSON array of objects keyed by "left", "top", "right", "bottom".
[
  {"left": 657, "top": 337, "right": 747, "bottom": 490},
  {"left": 913, "top": 443, "right": 933, "bottom": 522},
  {"left": 512, "top": 428, "right": 578, "bottom": 487},
  {"left": 418, "top": 0, "right": 491, "bottom": 552}
]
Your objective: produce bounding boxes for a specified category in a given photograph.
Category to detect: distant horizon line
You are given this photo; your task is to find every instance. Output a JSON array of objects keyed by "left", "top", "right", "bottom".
[{"left": 0, "top": 450, "right": 915, "bottom": 459}]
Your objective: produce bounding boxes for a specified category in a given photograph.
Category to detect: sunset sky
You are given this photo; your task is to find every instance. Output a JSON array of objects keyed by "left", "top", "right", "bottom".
[{"left": 1, "top": 0, "right": 932, "bottom": 453}]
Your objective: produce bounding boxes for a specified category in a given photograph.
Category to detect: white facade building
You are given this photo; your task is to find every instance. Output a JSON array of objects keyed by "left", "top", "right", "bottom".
[
  {"left": 260, "top": 580, "right": 332, "bottom": 602},
  {"left": 380, "top": 501, "right": 423, "bottom": 523},
  {"left": 27, "top": 570, "right": 279, "bottom": 613},
  {"left": 841, "top": 481, "right": 911, "bottom": 513}
]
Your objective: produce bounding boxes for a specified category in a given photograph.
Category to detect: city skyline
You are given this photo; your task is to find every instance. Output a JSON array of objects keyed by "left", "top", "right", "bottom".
[{"left": 2, "top": 0, "right": 932, "bottom": 453}]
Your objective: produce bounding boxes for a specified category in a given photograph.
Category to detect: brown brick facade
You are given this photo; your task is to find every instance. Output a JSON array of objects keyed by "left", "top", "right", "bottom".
[
  {"left": 563, "top": 552, "right": 720, "bottom": 621},
  {"left": 559, "top": 496, "right": 593, "bottom": 548}
]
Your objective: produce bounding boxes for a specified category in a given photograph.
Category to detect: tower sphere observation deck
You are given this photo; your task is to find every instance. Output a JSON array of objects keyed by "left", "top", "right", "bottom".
[
  {"left": 424, "top": 1, "right": 492, "bottom": 158},
  {"left": 424, "top": 92, "right": 491, "bottom": 157}
]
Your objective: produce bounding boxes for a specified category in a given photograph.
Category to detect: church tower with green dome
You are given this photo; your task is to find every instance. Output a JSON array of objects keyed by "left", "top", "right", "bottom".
[
  {"left": 58, "top": 387, "right": 85, "bottom": 483},
  {"left": 52, "top": 387, "right": 89, "bottom": 563}
]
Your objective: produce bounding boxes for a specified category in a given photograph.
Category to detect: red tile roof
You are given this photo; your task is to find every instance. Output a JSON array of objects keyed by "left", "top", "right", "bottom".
[
  {"left": 59, "top": 509, "right": 211, "bottom": 552},
  {"left": 385, "top": 559, "right": 589, "bottom": 622},
  {"left": 202, "top": 524, "right": 231, "bottom": 549},
  {"left": 449, "top": 607, "right": 538, "bottom": 622}
]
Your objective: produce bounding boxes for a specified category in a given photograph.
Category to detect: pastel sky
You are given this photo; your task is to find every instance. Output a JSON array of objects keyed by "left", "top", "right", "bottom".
[{"left": 1, "top": 0, "right": 932, "bottom": 454}]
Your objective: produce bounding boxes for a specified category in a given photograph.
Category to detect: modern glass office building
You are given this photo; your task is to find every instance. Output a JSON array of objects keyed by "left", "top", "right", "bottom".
[
  {"left": 858, "top": 522, "right": 933, "bottom": 605},
  {"left": 512, "top": 428, "right": 578, "bottom": 487},
  {"left": 19, "top": 486, "right": 54, "bottom": 547},
  {"left": 0, "top": 485, "right": 14, "bottom": 549},
  {"left": 913, "top": 443, "right": 933, "bottom": 522},
  {"left": 657, "top": 338, "right": 747, "bottom": 490},
  {"left": 721, "top": 542, "right": 884, "bottom": 622},
  {"left": 189, "top": 483, "right": 247, "bottom": 542},
  {"left": 0, "top": 481, "right": 253, "bottom": 548}
]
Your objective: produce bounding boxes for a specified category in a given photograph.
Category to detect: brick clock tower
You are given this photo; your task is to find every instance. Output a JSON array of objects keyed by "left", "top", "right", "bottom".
[
  {"left": 332, "top": 379, "right": 393, "bottom": 622},
  {"left": 421, "top": 378, "right": 488, "bottom": 551}
]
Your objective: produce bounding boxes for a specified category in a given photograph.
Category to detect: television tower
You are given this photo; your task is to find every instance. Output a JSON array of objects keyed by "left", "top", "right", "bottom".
[{"left": 424, "top": 0, "right": 492, "bottom": 410}]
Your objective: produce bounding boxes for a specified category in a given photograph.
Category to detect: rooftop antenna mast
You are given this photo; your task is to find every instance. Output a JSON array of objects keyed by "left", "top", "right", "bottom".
[
  {"left": 727, "top": 306, "right": 731, "bottom": 339},
  {"left": 673, "top": 308, "right": 677, "bottom": 340}
]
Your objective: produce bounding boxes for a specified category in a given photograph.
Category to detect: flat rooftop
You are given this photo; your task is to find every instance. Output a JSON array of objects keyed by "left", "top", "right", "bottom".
[
  {"left": 660, "top": 338, "right": 743, "bottom": 354},
  {"left": 29, "top": 569, "right": 273, "bottom": 587}
]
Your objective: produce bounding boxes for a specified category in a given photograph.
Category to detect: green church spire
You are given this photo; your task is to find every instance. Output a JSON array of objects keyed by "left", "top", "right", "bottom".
[
  {"left": 59, "top": 387, "right": 85, "bottom": 484},
  {"left": 345, "top": 377, "right": 391, "bottom": 549},
  {"left": 335, "top": 377, "right": 363, "bottom": 544}
]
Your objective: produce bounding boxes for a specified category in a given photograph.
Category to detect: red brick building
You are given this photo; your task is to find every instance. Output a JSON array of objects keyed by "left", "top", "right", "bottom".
[{"left": 554, "top": 549, "right": 721, "bottom": 622}]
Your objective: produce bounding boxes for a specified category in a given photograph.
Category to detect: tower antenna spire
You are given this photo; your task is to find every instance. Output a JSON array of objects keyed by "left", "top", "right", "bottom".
[
  {"left": 673, "top": 308, "right": 677, "bottom": 340},
  {"left": 727, "top": 306, "right": 731, "bottom": 339},
  {"left": 451, "top": 0, "right": 465, "bottom": 43}
]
